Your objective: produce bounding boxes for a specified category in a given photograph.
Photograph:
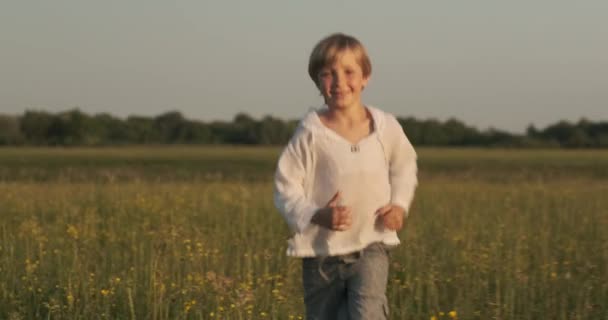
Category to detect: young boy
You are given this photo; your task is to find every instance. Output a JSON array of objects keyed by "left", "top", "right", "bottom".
[{"left": 274, "top": 33, "right": 418, "bottom": 319}]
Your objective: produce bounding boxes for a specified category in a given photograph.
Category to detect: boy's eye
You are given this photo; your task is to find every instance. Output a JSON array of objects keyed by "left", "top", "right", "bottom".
[{"left": 319, "top": 71, "right": 331, "bottom": 78}]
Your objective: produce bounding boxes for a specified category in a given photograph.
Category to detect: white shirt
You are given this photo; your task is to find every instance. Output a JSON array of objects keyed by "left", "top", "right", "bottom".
[{"left": 274, "top": 106, "right": 417, "bottom": 257}]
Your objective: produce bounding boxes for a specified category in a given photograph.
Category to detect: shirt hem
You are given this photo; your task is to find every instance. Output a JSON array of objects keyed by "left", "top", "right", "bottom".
[{"left": 286, "top": 237, "right": 401, "bottom": 258}]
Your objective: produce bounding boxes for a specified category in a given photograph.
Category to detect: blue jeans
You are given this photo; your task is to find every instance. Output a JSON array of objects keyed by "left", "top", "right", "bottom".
[{"left": 301, "top": 242, "right": 390, "bottom": 320}]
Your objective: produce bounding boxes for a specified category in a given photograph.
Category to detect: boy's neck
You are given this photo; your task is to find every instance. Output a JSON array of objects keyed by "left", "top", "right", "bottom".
[{"left": 325, "top": 103, "right": 368, "bottom": 124}]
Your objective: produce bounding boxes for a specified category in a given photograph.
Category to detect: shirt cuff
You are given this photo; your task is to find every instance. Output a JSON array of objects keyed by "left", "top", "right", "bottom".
[
  {"left": 295, "top": 204, "right": 321, "bottom": 233},
  {"left": 391, "top": 196, "right": 413, "bottom": 218}
]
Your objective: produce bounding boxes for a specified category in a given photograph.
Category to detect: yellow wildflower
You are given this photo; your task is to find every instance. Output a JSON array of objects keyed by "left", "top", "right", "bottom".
[
  {"left": 25, "top": 259, "right": 38, "bottom": 274},
  {"left": 66, "top": 224, "right": 79, "bottom": 239},
  {"left": 449, "top": 310, "right": 457, "bottom": 318},
  {"left": 184, "top": 300, "right": 196, "bottom": 313},
  {"left": 66, "top": 293, "right": 74, "bottom": 307}
]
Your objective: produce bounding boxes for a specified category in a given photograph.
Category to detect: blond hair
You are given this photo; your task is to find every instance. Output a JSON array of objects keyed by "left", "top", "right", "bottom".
[{"left": 308, "top": 33, "right": 372, "bottom": 87}]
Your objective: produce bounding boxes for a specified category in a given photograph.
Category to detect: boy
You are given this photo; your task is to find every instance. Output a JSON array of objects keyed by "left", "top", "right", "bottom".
[{"left": 274, "top": 33, "right": 418, "bottom": 319}]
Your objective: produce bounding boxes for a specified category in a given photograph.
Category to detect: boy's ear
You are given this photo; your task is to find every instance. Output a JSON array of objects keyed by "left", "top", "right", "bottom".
[{"left": 362, "top": 76, "right": 370, "bottom": 90}]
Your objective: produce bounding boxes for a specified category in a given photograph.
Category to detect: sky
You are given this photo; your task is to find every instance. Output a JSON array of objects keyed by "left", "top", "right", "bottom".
[{"left": 1, "top": 1, "right": 606, "bottom": 133}]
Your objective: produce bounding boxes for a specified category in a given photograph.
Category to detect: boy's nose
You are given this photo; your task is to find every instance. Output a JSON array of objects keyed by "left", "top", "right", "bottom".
[{"left": 332, "top": 72, "right": 345, "bottom": 87}]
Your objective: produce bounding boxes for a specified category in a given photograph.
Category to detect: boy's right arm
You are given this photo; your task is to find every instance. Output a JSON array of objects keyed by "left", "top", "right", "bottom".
[
  {"left": 310, "top": 191, "right": 352, "bottom": 231},
  {"left": 274, "top": 129, "right": 353, "bottom": 233},
  {"left": 273, "top": 130, "right": 320, "bottom": 233}
]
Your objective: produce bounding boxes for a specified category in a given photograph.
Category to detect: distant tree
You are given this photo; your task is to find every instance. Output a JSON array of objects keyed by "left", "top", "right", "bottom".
[
  {"left": 4, "top": 108, "right": 608, "bottom": 148},
  {"left": 234, "top": 113, "right": 255, "bottom": 125},
  {"left": 420, "top": 119, "right": 450, "bottom": 145},
  {"left": 127, "top": 116, "right": 159, "bottom": 143},
  {"left": 537, "top": 120, "right": 591, "bottom": 147},
  {"left": 232, "top": 113, "right": 258, "bottom": 144},
  {"left": 154, "top": 111, "right": 187, "bottom": 143},
  {"left": 208, "top": 121, "right": 234, "bottom": 144},
  {"left": 565, "top": 128, "right": 591, "bottom": 148},
  {"left": 597, "top": 133, "right": 608, "bottom": 148},
  {"left": 257, "top": 115, "right": 292, "bottom": 145},
  {"left": 443, "top": 118, "right": 484, "bottom": 146},
  {"left": 482, "top": 128, "right": 518, "bottom": 147},
  {"left": 580, "top": 120, "right": 608, "bottom": 147},
  {"left": 397, "top": 117, "right": 423, "bottom": 145},
  {"left": 52, "top": 109, "right": 91, "bottom": 145},
  {"left": 20, "top": 110, "right": 55, "bottom": 145},
  {"left": 171, "top": 120, "right": 212, "bottom": 144},
  {"left": 0, "top": 114, "right": 23, "bottom": 145},
  {"left": 93, "top": 113, "right": 131, "bottom": 145},
  {"left": 526, "top": 124, "right": 539, "bottom": 137}
]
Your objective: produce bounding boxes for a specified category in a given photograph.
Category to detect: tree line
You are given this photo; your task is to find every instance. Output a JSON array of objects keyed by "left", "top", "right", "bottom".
[{"left": 1, "top": 109, "right": 607, "bottom": 148}]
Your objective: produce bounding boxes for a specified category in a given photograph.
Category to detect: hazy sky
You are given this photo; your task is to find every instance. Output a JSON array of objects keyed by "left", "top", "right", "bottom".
[{"left": 1, "top": 1, "right": 606, "bottom": 132}]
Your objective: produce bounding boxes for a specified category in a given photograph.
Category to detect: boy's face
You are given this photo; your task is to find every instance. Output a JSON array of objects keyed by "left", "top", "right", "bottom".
[{"left": 318, "top": 49, "right": 369, "bottom": 110}]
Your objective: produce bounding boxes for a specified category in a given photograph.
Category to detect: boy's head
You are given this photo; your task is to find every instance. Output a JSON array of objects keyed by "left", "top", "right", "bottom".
[{"left": 308, "top": 33, "right": 372, "bottom": 89}]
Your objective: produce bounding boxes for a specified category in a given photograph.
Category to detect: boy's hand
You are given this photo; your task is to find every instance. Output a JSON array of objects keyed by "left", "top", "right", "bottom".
[
  {"left": 376, "top": 204, "right": 405, "bottom": 231},
  {"left": 311, "top": 191, "right": 352, "bottom": 231}
]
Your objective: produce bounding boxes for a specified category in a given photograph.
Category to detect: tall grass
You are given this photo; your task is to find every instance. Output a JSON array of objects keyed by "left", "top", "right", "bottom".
[{"left": 0, "top": 147, "right": 606, "bottom": 319}]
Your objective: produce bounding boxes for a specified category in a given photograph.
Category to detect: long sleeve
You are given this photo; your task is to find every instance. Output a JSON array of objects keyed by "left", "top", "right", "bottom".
[
  {"left": 385, "top": 115, "right": 418, "bottom": 216},
  {"left": 273, "top": 128, "right": 320, "bottom": 233}
]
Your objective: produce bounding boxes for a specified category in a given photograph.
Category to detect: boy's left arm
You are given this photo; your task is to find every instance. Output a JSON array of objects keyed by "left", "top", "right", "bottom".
[
  {"left": 379, "top": 116, "right": 418, "bottom": 230},
  {"left": 376, "top": 203, "right": 405, "bottom": 231}
]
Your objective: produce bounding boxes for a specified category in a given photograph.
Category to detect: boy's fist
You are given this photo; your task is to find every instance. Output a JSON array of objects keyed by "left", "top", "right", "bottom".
[
  {"left": 376, "top": 204, "right": 405, "bottom": 231},
  {"left": 311, "top": 191, "right": 352, "bottom": 231}
]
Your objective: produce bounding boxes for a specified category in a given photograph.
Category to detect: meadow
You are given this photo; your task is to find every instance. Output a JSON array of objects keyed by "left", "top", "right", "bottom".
[{"left": 0, "top": 146, "right": 607, "bottom": 319}]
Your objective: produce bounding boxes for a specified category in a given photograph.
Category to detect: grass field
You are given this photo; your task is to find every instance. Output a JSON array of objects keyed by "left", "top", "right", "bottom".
[{"left": 0, "top": 146, "right": 607, "bottom": 319}]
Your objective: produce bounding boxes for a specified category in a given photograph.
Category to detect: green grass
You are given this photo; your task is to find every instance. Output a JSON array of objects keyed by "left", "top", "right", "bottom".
[
  {"left": 0, "top": 146, "right": 606, "bottom": 319},
  {"left": 0, "top": 146, "right": 280, "bottom": 182},
  {"left": 1, "top": 146, "right": 607, "bottom": 182}
]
